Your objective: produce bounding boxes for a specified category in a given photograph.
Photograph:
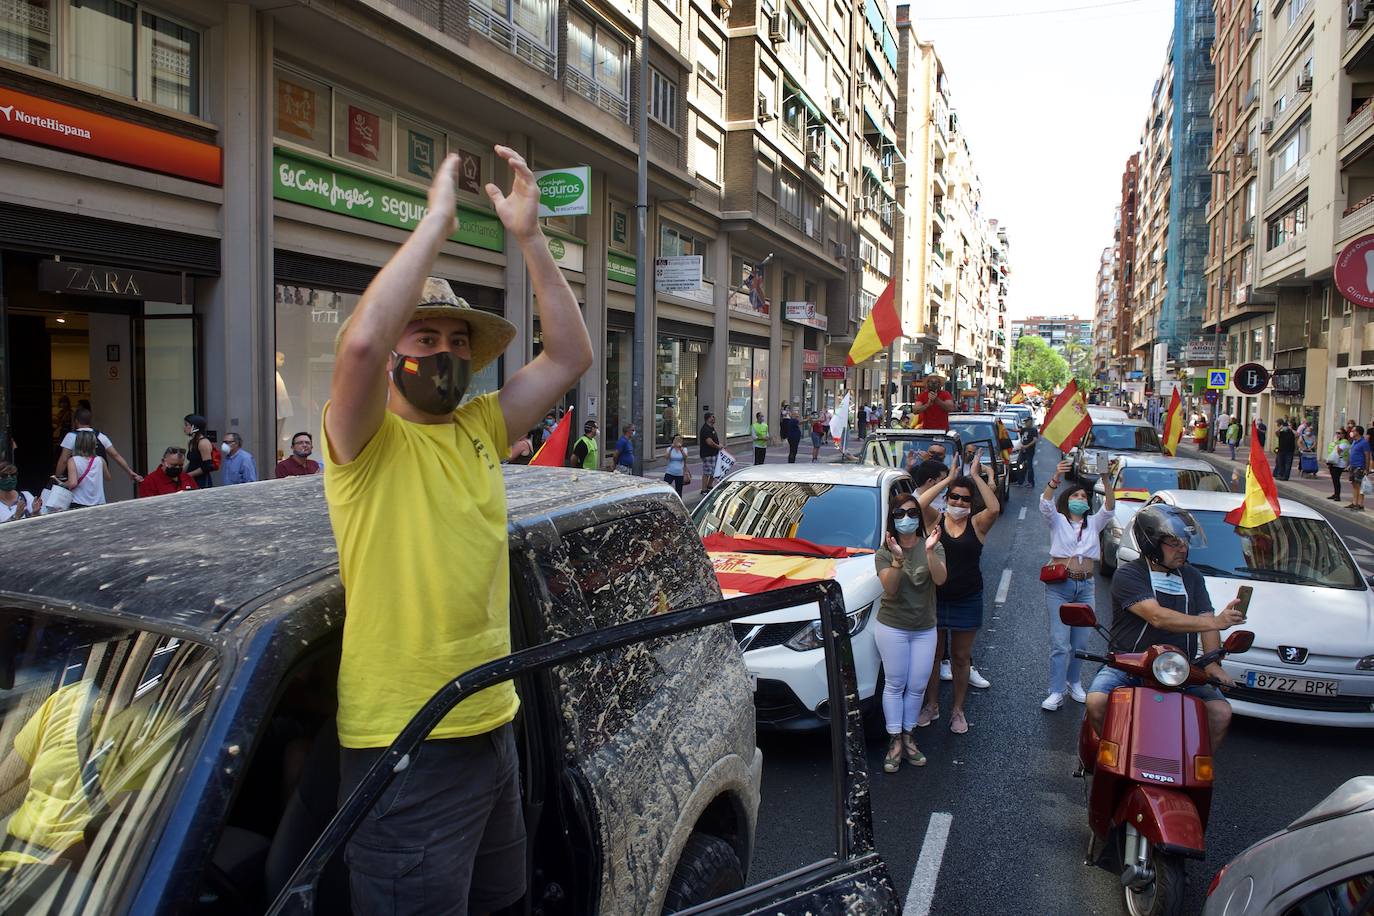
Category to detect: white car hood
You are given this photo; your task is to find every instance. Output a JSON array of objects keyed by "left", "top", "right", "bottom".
[
  {"left": 722, "top": 553, "right": 882, "bottom": 625},
  {"left": 1201, "top": 576, "right": 1374, "bottom": 657}
]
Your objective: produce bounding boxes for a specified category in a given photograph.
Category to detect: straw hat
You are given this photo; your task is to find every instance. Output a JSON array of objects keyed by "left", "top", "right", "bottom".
[{"left": 337, "top": 277, "right": 516, "bottom": 372}]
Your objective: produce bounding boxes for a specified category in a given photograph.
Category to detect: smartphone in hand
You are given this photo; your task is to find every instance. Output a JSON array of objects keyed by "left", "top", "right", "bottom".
[{"left": 1234, "top": 585, "right": 1254, "bottom": 620}]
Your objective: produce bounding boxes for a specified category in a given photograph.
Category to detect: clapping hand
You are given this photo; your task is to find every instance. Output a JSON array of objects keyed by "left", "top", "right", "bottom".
[
  {"left": 485, "top": 145, "right": 540, "bottom": 242},
  {"left": 925, "top": 524, "right": 942, "bottom": 551},
  {"left": 885, "top": 534, "right": 904, "bottom": 563},
  {"left": 426, "top": 153, "right": 460, "bottom": 234}
]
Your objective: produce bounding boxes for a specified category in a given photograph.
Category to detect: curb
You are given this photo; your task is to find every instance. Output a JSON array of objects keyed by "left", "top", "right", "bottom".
[{"left": 1188, "top": 449, "right": 1374, "bottom": 533}]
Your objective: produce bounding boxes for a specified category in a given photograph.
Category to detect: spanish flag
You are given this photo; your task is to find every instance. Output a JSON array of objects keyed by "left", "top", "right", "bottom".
[
  {"left": 1040, "top": 379, "right": 1092, "bottom": 453},
  {"left": 1225, "top": 421, "right": 1281, "bottom": 528},
  {"left": 846, "top": 279, "right": 901, "bottom": 366},
  {"left": 530, "top": 407, "right": 572, "bottom": 467},
  {"left": 1162, "top": 387, "right": 1184, "bottom": 456},
  {"left": 1009, "top": 390, "right": 1026, "bottom": 405}
]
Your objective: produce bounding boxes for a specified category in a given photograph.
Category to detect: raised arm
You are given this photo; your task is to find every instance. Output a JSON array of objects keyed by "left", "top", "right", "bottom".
[
  {"left": 493, "top": 147, "right": 593, "bottom": 441},
  {"left": 329, "top": 156, "right": 462, "bottom": 463},
  {"left": 969, "top": 454, "right": 1000, "bottom": 533}
]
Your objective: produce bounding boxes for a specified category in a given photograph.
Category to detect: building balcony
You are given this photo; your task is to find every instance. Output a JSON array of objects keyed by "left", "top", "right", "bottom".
[
  {"left": 1267, "top": 154, "right": 1310, "bottom": 204},
  {"left": 1341, "top": 97, "right": 1374, "bottom": 159},
  {"left": 1340, "top": 192, "right": 1374, "bottom": 241},
  {"left": 1343, "top": 0, "right": 1374, "bottom": 67}
]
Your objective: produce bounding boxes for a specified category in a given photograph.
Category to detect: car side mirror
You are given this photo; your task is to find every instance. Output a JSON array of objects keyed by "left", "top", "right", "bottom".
[
  {"left": 1223, "top": 630, "right": 1255, "bottom": 654},
  {"left": 1059, "top": 602, "right": 1097, "bottom": 627},
  {"left": 1366, "top": 573, "right": 1374, "bottom": 588}
]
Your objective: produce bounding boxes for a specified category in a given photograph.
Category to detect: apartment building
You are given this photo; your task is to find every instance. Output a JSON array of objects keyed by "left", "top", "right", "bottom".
[
  {"left": 1132, "top": 54, "right": 1177, "bottom": 378},
  {"left": 1011, "top": 315, "right": 1092, "bottom": 356},
  {"left": 1093, "top": 243, "right": 1118, "bottom": 380},
  {"left": 1115, "top": 153, "right": 1141, "bottom": 377}
]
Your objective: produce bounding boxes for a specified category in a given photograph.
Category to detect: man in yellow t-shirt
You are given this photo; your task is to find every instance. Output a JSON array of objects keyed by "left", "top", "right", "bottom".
[{"left": 323, "top": 149, "right": 591, "bottom": 915}]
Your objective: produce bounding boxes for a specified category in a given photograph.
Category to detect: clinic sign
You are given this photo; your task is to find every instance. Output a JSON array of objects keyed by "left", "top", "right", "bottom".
[
  {"left": 535, "top": 166, "right": 591, "bottom": 217},
  {"left": 784, "top": 301, "right": 829, "bottom": 331},
  {"left": 273, "top": 148, "right": 503, "bottom": 252},
  {"left": 1335, "top": 233, "right": 1374, "bottom": 308}
]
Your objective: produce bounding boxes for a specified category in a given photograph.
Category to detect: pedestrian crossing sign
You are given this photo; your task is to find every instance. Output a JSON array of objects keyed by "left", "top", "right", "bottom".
[{"left": 1207, "top": 368, "right": 1229, "bottom": 390}]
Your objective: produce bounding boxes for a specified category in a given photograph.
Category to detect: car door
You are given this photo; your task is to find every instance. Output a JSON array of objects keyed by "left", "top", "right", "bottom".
[
  {"left": 264, "top": 572, "right": 901, "bottom": 916},
  {"left": 863, "top": 433, "right": 895, "bottom": 466}
]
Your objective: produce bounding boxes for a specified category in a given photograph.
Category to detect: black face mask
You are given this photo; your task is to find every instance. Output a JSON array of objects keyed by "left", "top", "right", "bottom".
[
  {"left": 391, "top": 351, "right": 471, "bottom": 416},
  {"left": 165, "top": 465, "right": 183, "bottom": 478}
]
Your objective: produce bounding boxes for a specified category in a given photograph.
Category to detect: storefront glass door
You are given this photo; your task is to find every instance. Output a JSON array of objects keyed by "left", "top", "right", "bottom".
[{"left": 135, "top": 311, "right": 198, "bottom": 470}]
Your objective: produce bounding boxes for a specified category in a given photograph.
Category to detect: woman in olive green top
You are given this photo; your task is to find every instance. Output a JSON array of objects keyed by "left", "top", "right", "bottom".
[{"left": 873, "top": 493, "right": 947, "bottom": 773}]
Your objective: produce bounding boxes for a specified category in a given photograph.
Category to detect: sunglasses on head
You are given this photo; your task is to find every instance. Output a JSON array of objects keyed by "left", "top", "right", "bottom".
[
  {"left": 946, "top": 492, "right": 973, "bottom": 503},
  {"left": 890, "top": 507, "right": 921, "bottom": 519}
]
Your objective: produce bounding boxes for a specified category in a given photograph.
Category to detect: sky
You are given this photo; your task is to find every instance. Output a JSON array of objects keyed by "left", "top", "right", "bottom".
[{"left": 908, "top": 0, "right": 1176, "bottom": 321}]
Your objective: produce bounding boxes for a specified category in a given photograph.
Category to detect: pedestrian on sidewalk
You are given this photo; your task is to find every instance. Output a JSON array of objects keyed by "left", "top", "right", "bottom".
[
  {"left": 1256, "top": 418, "right": 1268, "bottom": 450},
  {"left": 1298, "top": 422, "right": 1319, "bottom": 478},
  {"left": 220, "top": 433, "right": 258, "bottom": 486},
  {"left": 915, "top": 453, "right": 1000, "bottom": 736},
  {"left": 1327, "top": 428, "right": 1350, "bottom": 502},
  {"left": 1273, "top": 419, "right": 1296, "bottom": 481},
  {"left": 323, "top": 148, "right": 591, "bottom": 915},
  {"left": 0, "top": 462, "right": 39, "bottom": 522},
  {"left": 570, "top": 418, "right": 599, "bottom": 470},
  {"left": 664, "top": 435, "right": 688, "bottom": 496},
  {"left": 184, "top": 415, "right": 217, "bottom": 489},
  {"left": 874, "top": 493, "right": 946, "bottom": 773},
  {"left": 612, "top": 423, "right": 636, "bottom": 474},
  {"left": 138, "top": 447, "right": 197, "bottom": 497},
  {"left": 275, "top": 432, "right": 322, "bottom": 477},
  {"left": 857, "top": 404, "right": 868, "bottom": 440},
  {"left": 1347, "top": 426, "right": 1369, "bottom": 511},
  {"left": 809, "top": 414, "right": 825, "bottom": 462},
  {"left": 781, "top": 408, "right": 802, "bottom": 463},
  {"left": 699, "top": 413, "right": 721, "bottom": 490},
  {"left": 751, "top": 412, "right": 769, "bottom": 465},
  {"left": 54, "top": 406, "right": 144, "bottom": 487},
  {"left": 61, "top": 431, "right": 109, "bottom": 509},
  {"left": 1039, "top": 459, "right": 1116, "bottom": 711},
  {"left": 1226, "top": 416, "right": 1241, "bottom": 460}
]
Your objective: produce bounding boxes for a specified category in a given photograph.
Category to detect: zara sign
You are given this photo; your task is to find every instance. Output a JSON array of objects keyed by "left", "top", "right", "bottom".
[{"left": 37, "top": 259, "right": 184, "bottom": 302}]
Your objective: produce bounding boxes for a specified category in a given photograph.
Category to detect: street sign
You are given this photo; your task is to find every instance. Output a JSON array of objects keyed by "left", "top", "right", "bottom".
[
  {"left": 534, "top": 166, "right": 591, "bottom": 217},
  {"left": 1335, "top": 233, "right": 1374, "bottom": 308},
  {"left": 1206, "top": 368, "right": 1230, "bottom": 390},
  {"left": 654, "top": 256, "right": 703, "bottom": 292},
  {"left": 1234, "top": 362, "right": 1270, "bottom": 395},
  {"left": 1204, "top": 389, "right": 1219, "bottom": 404},
  {"left": 901, "top": 360, "right": 915, "bottom": 373}
]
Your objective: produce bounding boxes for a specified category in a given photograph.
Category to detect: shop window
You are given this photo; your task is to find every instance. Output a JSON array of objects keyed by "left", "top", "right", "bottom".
[
  {"left": 725, "top": 344, "right": 768, "bottom": 438},
  {"left": 656, "top": 336, "right": 704, "bottom": 447},
  {"left": 274, "top": 69, "right": 332, "bottom": 156},
  {"left": 333, "top": 91, "right": 394, "bottom": 173},
  {"left": 1, "top": 0, "right": 55, "bottom": 69},
  {"left": 54, "top": 0, "right": 201, "bottom": 114},
  {"left": 606, "top": 326, "right": 632, "bottom": 446},
  {"left": 609, "top": 200, "right": 633, "bottom": 251},
  {"left": 650, "top": 67, "right": 678, "bottom": 129}
]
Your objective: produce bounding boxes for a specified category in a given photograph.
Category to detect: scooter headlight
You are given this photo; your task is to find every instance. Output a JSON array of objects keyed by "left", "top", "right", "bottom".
[{"left": 1151, "top": 650, "right": 1191, "bottom": 687}]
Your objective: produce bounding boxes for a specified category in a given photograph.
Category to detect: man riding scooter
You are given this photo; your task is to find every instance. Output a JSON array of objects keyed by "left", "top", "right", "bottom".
[{"left": 1085, "top": 505, "right": 1247, "bottom": 746}]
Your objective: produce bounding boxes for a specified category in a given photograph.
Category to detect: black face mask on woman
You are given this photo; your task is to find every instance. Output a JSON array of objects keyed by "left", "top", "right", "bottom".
[{"left": 390, "top": 351, "right": 471, "bottom": 416}]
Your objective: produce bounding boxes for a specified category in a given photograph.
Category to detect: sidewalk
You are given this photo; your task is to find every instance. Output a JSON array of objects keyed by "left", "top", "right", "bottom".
[{"left": 1180, "top": 440, "right": 1374, "bottom": 532}]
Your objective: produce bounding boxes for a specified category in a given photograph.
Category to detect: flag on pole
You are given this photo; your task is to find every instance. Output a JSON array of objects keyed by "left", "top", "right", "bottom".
[
  {"left": 830, "top": 393, "right": 852, "bottom": 443},
  {"left": 530, "top": 407, "right": 573, "bottom": 467},
  {"left": 845, "top": 279, "right": 901, "bottom": 366},
  {"left": 714, "top": 449, "right": 737, "bottom": 479},
  {"left": 1224, "top": 421, "right": 1281, "bottom": 527},
  {"left": 1009, "top": 390, "right": 1026, "bottom": 405},
  {"left": 1040, "top": 379, "right": 1092, "bottom": 453},
  {"left": 1161, "top": 386, "right": 1184, "bottom": 456}
]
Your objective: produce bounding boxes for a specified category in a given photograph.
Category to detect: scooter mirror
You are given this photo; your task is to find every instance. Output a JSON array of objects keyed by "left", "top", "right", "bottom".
[
  {"left": 1059, "top": 602, "right": 1097, "bottom": 627},
  {"left": 1223, "top": 630, "right": 1255, "bottom": 654}
]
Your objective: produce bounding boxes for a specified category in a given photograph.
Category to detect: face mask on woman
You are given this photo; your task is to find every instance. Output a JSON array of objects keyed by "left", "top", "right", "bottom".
[
  {"left": 0, "top": 475, "right": 16, "bottom": 491},
  {"left": 894, "top": 515, "right": 921, "bottom": 534},
  {"left": 1068, "top": 499, "right": 1091, "bottom": 517},
  {"left": 945, "top": 505, "right": 971, "bottom": 520}
]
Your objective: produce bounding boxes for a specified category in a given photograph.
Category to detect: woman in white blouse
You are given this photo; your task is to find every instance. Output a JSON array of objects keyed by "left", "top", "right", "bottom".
[{"left": 1038, "top": 458, "right": 1115, "bottom": 711}]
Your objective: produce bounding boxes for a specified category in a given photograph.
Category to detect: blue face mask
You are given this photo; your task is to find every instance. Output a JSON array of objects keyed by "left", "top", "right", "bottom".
[
  {"left": 894, "top": 516, "right": 921, "bottom": 535},
  {"left": 1067, "top": 499, "right": 1091, "bottom": 517},
  {"left": 1150, "top": 570, "right": 1187, "bottom": 595}
]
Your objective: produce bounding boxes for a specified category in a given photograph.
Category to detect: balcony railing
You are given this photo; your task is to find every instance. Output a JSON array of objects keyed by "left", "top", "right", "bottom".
[
  {"left": 567, "top": 69, "right": 630, "bottom": 122},
  {"left": 1340, "top": 193, "right": 1374, "bottom": 239},
  {"left": 1343, "top": 98, "right": 1374, "bottom": 149},
  {"left": 468, "top": 5, "right": 557, "bottom": 77}
]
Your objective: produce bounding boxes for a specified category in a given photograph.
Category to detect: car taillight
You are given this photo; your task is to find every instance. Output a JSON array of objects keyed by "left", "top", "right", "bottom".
[{"left": 1206, "top": 863, "right": 1229, "bottom": 897}]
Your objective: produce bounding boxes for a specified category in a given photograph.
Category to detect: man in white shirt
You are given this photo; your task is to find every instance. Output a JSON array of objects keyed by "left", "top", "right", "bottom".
[{"left": 53, "top": 406, "right": 143, "bottom": 484}]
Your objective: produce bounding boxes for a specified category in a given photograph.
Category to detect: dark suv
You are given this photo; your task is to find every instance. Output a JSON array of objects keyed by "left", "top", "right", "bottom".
[{"left": 0, "top": 470, "right": 898, "bottom": 915}]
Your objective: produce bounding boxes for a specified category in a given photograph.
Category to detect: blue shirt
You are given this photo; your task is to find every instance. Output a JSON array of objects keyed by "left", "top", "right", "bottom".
[
  {"left": 1350, "top": 438, "right": 1371, "bottom": 470},
  {"left": 614, "top": 435, "right": 635, "bottom": 468},
  {"left": 221, "top": 448, "right": 258, "bottom": 485}
]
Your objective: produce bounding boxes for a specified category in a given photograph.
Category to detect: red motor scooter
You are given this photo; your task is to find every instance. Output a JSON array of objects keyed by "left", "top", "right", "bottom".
[{"left": 1059, "top": 602, "right": 1254, "bottom": 916}]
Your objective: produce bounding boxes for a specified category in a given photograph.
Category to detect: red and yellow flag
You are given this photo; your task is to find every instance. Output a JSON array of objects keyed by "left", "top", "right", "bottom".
[
  {"left": 708, "top": 551, "right": 837, "bottom": 598},
  {"left": 1009, "top": 390, "right": 1026, "bottom": 404},
  {"left": 1225, "top": 421, "right": 1281, "bottom": 528},
  {"left": 530, "top": 407, "right": 573, "bottom": 467},
  {"left": 1162, "top": 387, "right": 1184, "bottom": 456},
  {"left": 846, "top": 279, "right": 901, "bottom": 366},
  {"left": 1040, "top": 379, "right": 1092, "bottom": 453},
  {"left": 1114, "top": 488, "right": 1151, "bottom": 502}
]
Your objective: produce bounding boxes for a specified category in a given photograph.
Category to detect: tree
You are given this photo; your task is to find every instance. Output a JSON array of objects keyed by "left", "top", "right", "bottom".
[
  {"left": 1009, "top": 335, "right": 1071, "bottom": 392},
  {"left": 1062, "top": 340, "right": 1095, "bottom": 392}
]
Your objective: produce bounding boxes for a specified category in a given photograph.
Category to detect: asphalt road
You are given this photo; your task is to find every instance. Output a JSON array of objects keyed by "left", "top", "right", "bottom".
[{"left": 748, "top": 444, "right": 1372, "bottom": 915}]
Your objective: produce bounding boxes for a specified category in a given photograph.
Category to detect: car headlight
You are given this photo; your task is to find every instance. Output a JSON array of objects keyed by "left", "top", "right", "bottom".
[
  {"left": 1151, "top": 650, "right": 1191, "bottom": 687},
  {"left": 785, "top": 602, "right": 875, "bottom": 652},
  {"left": 1357, "top": 655, "right": 1374, "bottom": 671}
]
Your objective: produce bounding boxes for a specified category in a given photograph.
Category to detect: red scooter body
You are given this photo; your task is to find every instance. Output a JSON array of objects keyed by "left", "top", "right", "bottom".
[{"left": 1078, "top": 679, "right": 1214, "bottom": 856}]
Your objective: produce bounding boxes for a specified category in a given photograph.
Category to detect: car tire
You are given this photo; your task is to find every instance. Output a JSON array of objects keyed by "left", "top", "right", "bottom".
[
  {"left": 661, "top": 832, "right": 745, "bottom": 914},
  {"left": 1099, "top": 533, "right": 1116, "bottom": 576}
]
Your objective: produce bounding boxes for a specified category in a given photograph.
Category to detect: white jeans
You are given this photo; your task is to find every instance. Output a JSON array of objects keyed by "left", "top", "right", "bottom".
[{"left": 872, "top": 620, "right": 938, "bottom": 734}]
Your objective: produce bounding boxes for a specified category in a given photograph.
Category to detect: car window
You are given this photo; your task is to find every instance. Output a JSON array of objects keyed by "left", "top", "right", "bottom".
[
  {"left": 0, "top": 612, "right": 217, "bottom": 913},
  {"left": 1184, "top": 510, "right": 1365, "bottom": 589},
  {"left": 948, "top": 422, "right": 997, "bottom": 456},
  {"left": 1085, "top": 424, "right": 1162, "bottom": 452},
  {"left": 536, "top": 509, "right": 725, "bottom": 756},
  {"left": 1118, "top": 468, "right": 1228, "bottom": 494},
  {"left": 696, "top": 480, "right": 882, "bottom": 550},
  {"left": 1281, "top": 868, "right": 1373, "bottom": 915}
]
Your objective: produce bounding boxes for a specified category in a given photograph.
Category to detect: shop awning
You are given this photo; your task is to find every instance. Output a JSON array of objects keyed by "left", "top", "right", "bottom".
[{"left": 786, "top": 83, "right": 822, "bottom": 123}]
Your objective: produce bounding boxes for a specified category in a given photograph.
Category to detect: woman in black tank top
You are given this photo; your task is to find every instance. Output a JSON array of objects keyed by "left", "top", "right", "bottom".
[
  {"left": 916, "top": 455, "right": 1001, "bottom": 735},
  {"left": 184, "top": 414, "right": 216, "bottom": 488}
]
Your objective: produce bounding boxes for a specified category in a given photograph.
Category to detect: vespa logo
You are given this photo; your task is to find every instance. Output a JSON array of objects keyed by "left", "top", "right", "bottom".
[
  {"left": 1139, "top": 772, "right": 1177, "bottom": 784},
  {"left": 1278, "top": 646, "right": 1309, "bottom": 665}
]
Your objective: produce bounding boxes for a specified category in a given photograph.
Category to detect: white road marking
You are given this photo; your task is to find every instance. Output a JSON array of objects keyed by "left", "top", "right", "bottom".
[
  {"left": 1018, "top": 507, "right": 1027, "bottom": 521},
  {"left": 994, "top": 568, "right": 1013, "bottom": 605},
  {"left": 904, "top": 812, "right": 953, "bottom": 916}
]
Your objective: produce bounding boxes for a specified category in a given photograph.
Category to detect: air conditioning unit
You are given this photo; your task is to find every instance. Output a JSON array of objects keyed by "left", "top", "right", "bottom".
[
  {"left": 1231, "top": 139, "right": 1247, "bottom": 155},
  {"left": 851, "top": 256, "right": 865, "bottom": 270},
  {"left": 882, "top": 164, "right": 894, "bottom": 181},
  {"left": 1350, "top": 0, "right": 1368, "bottom": 27},
  {"left": 805, "top": 134, "right": 823, "bottom": 157},
  {"left": 1297, "top": 71, "right": 1313, "bottom": 92},
  {"left": 834, "top": 242, "right": 848, "bottom": 259},
  {"left": 757, "top": 92, "right": 773, "bottom": 121},
  {"left": 1260, "top": 118, "right": 1274, "bottom": 134},
  {"left": 768, "top": 13, "right": 785, "bottom": 41},
  {"left": 830, "top": 96, "right": 847, "bottom": 121}
]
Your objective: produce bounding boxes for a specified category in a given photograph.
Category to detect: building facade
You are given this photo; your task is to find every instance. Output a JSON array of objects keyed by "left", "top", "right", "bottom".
[{"left": 1011, "top": 315, "right": 1092, "bottom": 356}]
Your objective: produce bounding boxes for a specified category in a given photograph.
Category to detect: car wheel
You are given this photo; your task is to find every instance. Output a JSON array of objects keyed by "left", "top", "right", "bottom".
[
  {"left": 1099, "top": 534, "right": 1116, "bottom": 576},
  {"left": 661, "top": 832, "right": 746, "bottom": 914}
]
